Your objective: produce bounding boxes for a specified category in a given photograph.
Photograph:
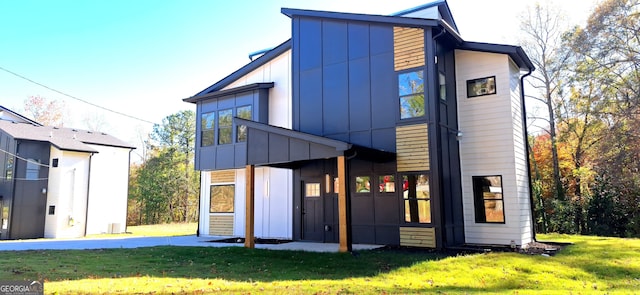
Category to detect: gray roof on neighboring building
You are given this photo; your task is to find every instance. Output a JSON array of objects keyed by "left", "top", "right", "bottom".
[
  {"left": 0, "top": 120, "right": 135, "bottom": 153},
  {"left": 0, "top": 105, "right": 42, "bottom": 126}
]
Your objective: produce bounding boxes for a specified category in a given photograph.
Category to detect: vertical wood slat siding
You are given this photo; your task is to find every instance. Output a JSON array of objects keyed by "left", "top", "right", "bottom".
[
  {"left": 399, "top": 227, "right": 436, "bottom": 248},
  {"left": 209, "top": 215, "right": 234, "bottom": 236},
  {"left": 396, "top": 124, "right": 429, "bottom": 172},
  {"left": 210, "top": 170, "right": 235, "bottom": 183},
  {"left": 394, "top": 27, "right": 425, "bottom": 71}
]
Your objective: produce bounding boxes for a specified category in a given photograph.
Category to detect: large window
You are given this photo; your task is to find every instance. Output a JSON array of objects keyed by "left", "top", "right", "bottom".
[
  {"left": 399, "top": 70, "right": 425, "bottom": 119},
  {"left": 236, "top": 105, "right": 252, "bottom": 142},
  {"left": 217, "top": 109, "right": 233, "bottom": 145},
  {"left": 201, "top": 112, "right": 215, "bottom": 146},
  {"left": 403, "top": 174, "right": 431, "bottom": 223},
  {"left": 210, "top": 185, "right": 234, "bottom": 213},
  {"left": 472, "top": 175, "right": 505, "bottom": 223}
]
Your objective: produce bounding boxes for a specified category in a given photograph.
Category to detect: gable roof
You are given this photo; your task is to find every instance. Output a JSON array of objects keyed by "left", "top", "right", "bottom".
[
  {"left": 0, "top": 105, "right": 42, "bottom": 126},
  {"left": 0, "top": 120, "right": 135, "bottom": 153}
]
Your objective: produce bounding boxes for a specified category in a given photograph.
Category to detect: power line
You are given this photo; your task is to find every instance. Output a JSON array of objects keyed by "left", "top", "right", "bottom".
[
  {"left": 0, "top": 65, "right": 157, "bottom": 125},
  {"left": 0, "top": 147, "right": 50, "bottom": 168}
]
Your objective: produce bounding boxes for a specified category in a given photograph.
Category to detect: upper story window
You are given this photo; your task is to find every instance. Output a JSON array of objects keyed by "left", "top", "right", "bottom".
[
  {"left": 201, "top": 112, "right": 215, "bottom": 147},
  {"left": 26, "top": 159, "right": 40, "bottom": 180},
  {"left": 218, "top": 109, "right": 233, "bottom": 145},
  {"left": 236, "top": 105, "right": 252, "bottom": 142},
  {"left": 399, "top": 70, "right": 425, "bottom": 119}
]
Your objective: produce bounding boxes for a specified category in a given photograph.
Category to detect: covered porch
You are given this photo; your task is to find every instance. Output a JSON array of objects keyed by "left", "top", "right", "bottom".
[{"left": 236, "top": 118, "right": 394, "bottom": 252}]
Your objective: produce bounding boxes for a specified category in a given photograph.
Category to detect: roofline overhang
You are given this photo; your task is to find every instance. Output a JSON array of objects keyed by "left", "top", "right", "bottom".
[
  {"left": 190, "top": 40, "right": 291, "bottom": 97},
  {"left": 183, "top": 82, "right": 275, "bottom": 104},
  {"left": 235, "top": 118, "right": 352, "bottom": 151},
  {"left": 391, "top": 0, "right": 459, "bottom": 32},
  {"left": 81, "top": 141, "right": 136, "bottom": 150},
  {"left": 281, "top": 8, "right": 441, "bottom": 28},
  {"left": 458, "top": 41, "right": 535, "bottom": 71}
]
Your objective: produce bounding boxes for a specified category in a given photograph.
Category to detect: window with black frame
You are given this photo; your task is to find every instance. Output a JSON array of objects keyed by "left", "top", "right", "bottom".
[
  {"left": 210, "top": 184, "right": 234, "bottom": 213},
  {"left": 218, "top": 109, "right": 233, "bottom": 145},
  {"left": 398, "top": 70, "right": 425, "bottom": 119},
  {"left": 472, "top": 175, "right": 505, "bottom": 223},
  {"left": 236, "top": 105, "right": 252, "bottom": 142},
  {"left": 201, "top": 112, "right": 215, "bottom": 146},
  {"left": 402, "top": 174, "right": 431, "bottom": 223}
]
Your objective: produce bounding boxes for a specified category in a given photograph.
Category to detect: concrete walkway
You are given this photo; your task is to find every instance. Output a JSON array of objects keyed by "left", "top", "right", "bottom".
[{"left": 0, "top": 235, "right": 383, "bottom": 252}]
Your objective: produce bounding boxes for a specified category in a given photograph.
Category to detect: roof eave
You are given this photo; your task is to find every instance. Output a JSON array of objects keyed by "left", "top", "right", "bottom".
[
  {"left": 183, "top": 82, "right": 275, "bottom": 104},
  {"left": 458, "top": 41, "right": 535, "bottom": 71},
  {"left": 281, "top": 8, "right": 440, "bottom": 27}
]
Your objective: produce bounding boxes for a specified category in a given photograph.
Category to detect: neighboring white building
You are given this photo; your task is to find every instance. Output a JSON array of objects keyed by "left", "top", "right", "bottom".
[
  {"left": 184, "top": 0, "right": 535, "bottom": 250},
  {"left": 0, "top": 107, "right": 134, "bottom": 240}
]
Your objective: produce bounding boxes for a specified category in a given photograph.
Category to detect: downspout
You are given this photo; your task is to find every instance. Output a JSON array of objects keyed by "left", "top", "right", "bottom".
[
  {"left": 83, "top": 153, "right": 93, "bottom": 237},
  {"left": 520, "top": 68, "right": 536, "bottom": 242}
]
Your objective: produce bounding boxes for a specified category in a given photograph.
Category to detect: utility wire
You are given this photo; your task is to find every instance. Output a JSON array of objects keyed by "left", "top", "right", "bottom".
[
  {"left": 0, "top": 65, "right": 157, "bottom": 125},
  {"left": 0, "top": 147, "right": 50, "bottom": 168}
]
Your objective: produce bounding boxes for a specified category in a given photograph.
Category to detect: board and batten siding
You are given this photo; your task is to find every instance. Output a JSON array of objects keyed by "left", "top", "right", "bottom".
[
  {"left": 85, "top": 144, "right": 130, "bottom": 235},
  {"left": 44, "top": 148, "right": 91, "bottom": 239},
  {"left": 224, "top": 49, "right": 292, "bottom": 129},
  {"left": 455, "top": 50, "right": 532, "bottom": 246},
  {"left": 233, "top": 167, "right": 293, "bottom": 239}
]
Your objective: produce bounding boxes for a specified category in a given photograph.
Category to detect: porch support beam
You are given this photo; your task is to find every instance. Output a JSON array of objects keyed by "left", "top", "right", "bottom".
[
  {"left": 337, "top": 155, "right": 352, "bottom": 252},
  {"left": 245, "top": 164, "right": 255, "bottom": 248}
]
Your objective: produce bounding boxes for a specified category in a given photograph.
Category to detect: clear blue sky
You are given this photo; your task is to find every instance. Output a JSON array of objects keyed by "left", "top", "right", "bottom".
[{"left": 0, "top": 0, "right": 597, "bottom": 159}]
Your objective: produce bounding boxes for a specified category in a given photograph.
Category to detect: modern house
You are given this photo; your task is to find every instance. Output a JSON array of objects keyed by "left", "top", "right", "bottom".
[
  {"left": 184, "top": 0, "right": 535, "bottom": 251},
  {"left": 0, "top": 106, "right": 134, "bottom": 240}
]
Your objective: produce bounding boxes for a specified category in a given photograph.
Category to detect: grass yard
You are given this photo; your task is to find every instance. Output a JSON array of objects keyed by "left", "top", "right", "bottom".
[
  {"left": 85, "top": 222, "right": 198, "bottom": 238},
  {"left": 0, "top": 234, "right": 638, "bottom": 294}
]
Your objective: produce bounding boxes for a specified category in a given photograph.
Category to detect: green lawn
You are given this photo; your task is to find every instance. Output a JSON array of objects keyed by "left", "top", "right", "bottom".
[
  {"left": 85, "top": 222, "right": 198, "bottom": 238},
  {"left": 0, "top": 233, "right": 638, "bottom": 294}
]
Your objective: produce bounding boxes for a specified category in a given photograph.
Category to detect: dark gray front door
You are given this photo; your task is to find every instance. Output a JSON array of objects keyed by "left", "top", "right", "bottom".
[{"left": 302, "top": 179, "right": 323, "bottom": 241}]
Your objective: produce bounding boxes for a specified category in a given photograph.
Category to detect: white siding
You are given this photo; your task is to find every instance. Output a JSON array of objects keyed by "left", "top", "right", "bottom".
[
  {"left": 198, "top": 170, "right": 211, "bottom": 236},
  {"left": 200, "top": 49, "right": 294, "bottom": 239},
  {"left": 233, "top": 167, "right": 293, "bottom": 239},
  {"left": 44, "top": 148, "right": 91, "bottom": 238},
  {"left": 224, "top": 49, "right": 292, "bottom": 129},
  {"left": 455, "top": 50, "right": 532, "bottom": 246},
  {"left": 85, "top": 145, "right": 130, "bottom": 235}
]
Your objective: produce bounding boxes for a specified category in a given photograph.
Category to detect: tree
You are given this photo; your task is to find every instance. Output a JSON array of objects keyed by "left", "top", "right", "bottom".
[
  {"left": 519, "top": 2, "right": 571, "bottom": 201},
  {"left": 150, "top": 110, "right": 197, "bottom": 223},
  {"left": 562, "top": 0, "right": 640, "bottom": 236},
  {"left": 129, "top": 110, "right": 199, "bottom": 225},
  {"left": 23, "top": 95, "right": 65, "bottom": 126}
]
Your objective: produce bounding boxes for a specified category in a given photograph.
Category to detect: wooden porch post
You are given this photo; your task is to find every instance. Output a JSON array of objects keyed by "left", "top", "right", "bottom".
[
  {"left": 245, "top": 164, "right": 255, "bottom": 248},
  {"left": 337, "top": 155, "right": 352, "bottom": 252}
]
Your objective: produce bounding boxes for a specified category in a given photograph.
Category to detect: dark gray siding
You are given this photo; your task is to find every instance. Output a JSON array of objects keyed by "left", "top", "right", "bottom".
[
  {"left": 293, "top": 18, "right": 397, "bottom": 152},
  {"left": 0, "top": 132, "right": 16, "bottom": 239},
  {"left": 10, "top": 140, "right": 50, "bottom": 239},
  {"left": 195, "top": 89, "right": 268, "bottom": 170}
]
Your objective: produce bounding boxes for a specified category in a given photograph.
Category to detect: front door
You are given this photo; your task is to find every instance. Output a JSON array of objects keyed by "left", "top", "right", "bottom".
[{"left": 302, "top": 179, "right": 323, "bottom": 241}]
